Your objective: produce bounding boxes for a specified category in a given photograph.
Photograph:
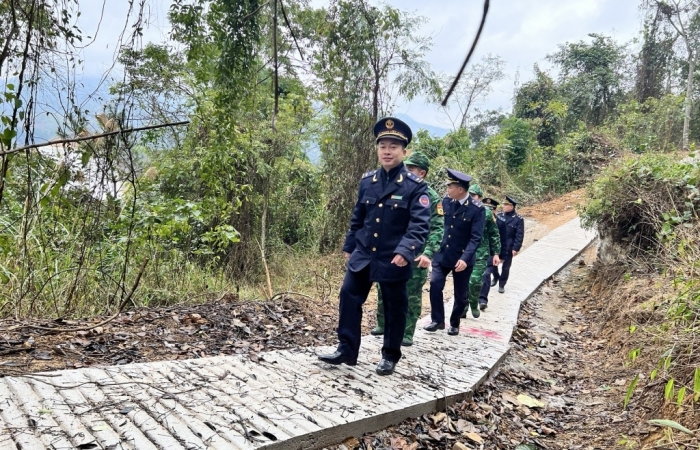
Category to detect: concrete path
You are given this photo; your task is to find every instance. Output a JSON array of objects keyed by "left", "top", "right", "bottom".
[{"left": 0, "top": 218, "right": 595, "bottom": 449}]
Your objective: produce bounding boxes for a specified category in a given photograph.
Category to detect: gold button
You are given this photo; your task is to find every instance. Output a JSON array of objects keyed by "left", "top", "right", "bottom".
[
  {"left": 374, "top": 233, "right": 378, "bottom": 237},
  {"left": 379, "top": 203, "right": 383, "bottom": 207},
  {"left": 376, "top": 218, "right": 380, "bottom": 222},
  {"left": 372, "top": 247, "right": 377, "bottom": 251}
]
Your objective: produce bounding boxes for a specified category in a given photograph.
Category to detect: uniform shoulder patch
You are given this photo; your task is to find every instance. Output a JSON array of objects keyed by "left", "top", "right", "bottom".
[
  {"left": 436, "top": 202, "right": 444, "bottom": 216},
  {"left": 362, "top": 169, "right": 377, "bottom": 179},
  {"left": 405, "top": 171, "right": 422, "bottom": 183},
  {"left": 470, "top": 197, "right": 483, "bottom": 208},
  {"left": 419, "top": 194, "right": 430, "bottom": 207}
]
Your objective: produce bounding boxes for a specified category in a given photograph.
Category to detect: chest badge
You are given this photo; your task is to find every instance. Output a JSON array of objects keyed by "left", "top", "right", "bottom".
[{"left": 391, "top": 195, "right": 403, "bottom": 200}]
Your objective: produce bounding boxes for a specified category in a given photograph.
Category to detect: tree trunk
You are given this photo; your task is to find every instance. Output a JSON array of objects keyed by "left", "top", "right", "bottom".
[{"left": 682, "top": 51, "right": 695, "bottom": 150}]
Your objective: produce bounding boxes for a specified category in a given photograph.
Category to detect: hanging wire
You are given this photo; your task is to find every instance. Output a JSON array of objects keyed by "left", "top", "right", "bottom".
[{"left": 441, "top": 0, "right": 490, "bottom": 106}]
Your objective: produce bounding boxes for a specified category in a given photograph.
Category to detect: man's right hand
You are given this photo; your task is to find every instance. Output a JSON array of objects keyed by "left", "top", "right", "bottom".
[
  {"left": 344, "top": 252, "right": 351, "bottom": 261},
  {"left": 492, "top": 255, "right": 500, "bottom": 266}
]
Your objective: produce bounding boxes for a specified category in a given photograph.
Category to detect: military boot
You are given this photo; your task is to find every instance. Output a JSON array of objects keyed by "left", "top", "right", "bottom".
[{"left": 370, "top": 327, "right": 384, "bottom": 336}]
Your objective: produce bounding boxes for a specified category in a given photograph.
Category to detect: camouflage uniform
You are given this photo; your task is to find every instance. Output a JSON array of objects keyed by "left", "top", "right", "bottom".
[
  {"left": 374, "top": 152, "right": 444, "bottom": 345},
  {"left": 466, "top": 185, "right": 501, "bottom": 315}
]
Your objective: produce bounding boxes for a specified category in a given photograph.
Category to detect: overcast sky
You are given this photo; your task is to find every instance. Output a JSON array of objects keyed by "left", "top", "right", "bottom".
[{"left": 74, "top": 0, "right": 643, "bottom": 131}]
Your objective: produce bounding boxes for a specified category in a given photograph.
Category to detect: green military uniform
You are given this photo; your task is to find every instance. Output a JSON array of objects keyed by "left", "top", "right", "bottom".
[
  {"left": 466, "top": 185, "right": 501, "bottom": 316},
  {"left": 373, "top": 152, "right": 444, "bottom": 345}
]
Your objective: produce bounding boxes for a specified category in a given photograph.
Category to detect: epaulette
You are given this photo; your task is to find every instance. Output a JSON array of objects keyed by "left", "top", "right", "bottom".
[
  {"left": 405, "top": 171, "right": 423, "bottom": 183},
  {"left": 362, "top": 169, "right": 377, "bottom": 179},
  {"left": 470, "top": 197, "right": 483, "bottom": 207}
]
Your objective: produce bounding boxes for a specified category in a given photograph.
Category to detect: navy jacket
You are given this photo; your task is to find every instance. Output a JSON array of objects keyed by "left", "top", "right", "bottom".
[
  {"left": 433, "top": 195, "right": 485, "bottom": 268},
  {"left": 497, "top": 210, "right": 525, "bottom": 258},
  {"left": 342, "top": 163, "right": 431, "bottom": 282}
]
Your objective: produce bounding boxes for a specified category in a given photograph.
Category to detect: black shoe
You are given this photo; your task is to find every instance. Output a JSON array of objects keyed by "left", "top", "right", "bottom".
[
  {"left": 479, "top": 302, "right": 488, "bottom": 311},
  {"left": 498, "top": 287, "right": 505, "bottom": 293},
  {"left": 447, "top": 327, "right": 459, "bottom": 336},
  {"left": 460, "top": 311, "right": 467, "bottom": 319},
  {"left": 375, "top": 359, "right": 396, "bottom": 376},
  {"left": 401, "top": 337, "right": 413, "bottom": 347},
  {"left": 423, "top": 322, "right": 445, "bottom": 332},
  {"left": 490, "top": 278, "right": 498, "bottom": 287},
  {"left": 318, "top": 351, "right": 357, "bottom": 366},
  {"left": 370, "top": 327, "right": 384, "bottom": 336}
]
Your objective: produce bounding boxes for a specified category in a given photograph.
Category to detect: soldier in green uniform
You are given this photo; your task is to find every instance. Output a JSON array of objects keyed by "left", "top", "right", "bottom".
[
  {"left": 462, "top": 184, "right": 501, "bottom": 318},
  {"left": 371, "top": 151, "right": 444, "bottom": 346}
]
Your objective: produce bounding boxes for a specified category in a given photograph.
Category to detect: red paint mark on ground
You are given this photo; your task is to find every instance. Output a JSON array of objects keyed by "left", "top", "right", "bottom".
[{"left": 459, "top": 327, "right": 502, "bottom": 340}]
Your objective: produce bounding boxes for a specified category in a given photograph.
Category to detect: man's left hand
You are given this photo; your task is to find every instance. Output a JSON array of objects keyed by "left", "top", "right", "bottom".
[
  {"left": 455, "top": 260, "right": 468, "bottom": 272},
  {"left": 392, "top": 254, "right": 408, "bottom": 267},
  {"left": 414, "top": 254, "right": 431, "bottom": 268},
  {"left": 512, "top": 250, "right": 519, "bottom": 256}
]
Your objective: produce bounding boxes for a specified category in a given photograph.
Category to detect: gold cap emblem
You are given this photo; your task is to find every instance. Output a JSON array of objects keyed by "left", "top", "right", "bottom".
[{"left": 385, "top": 119, "right": 394, "bottom": 129}]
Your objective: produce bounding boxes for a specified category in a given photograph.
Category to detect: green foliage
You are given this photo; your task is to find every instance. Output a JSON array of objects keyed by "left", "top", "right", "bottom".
[
  {"left": 579, "top": 153, "right": 700, "bottom": 256},
  {"left": 604, "top": 95, "right": 685, "bottom": 153},
  {"left": 548, "top": 33, "right": 627, "bottom": 127},
  {"left": 624, "top": 374, "right": 639, "bottom": 409},
  {"left": 513, "top": 65, "right": 566, "bottom": 147},
  {"left": 501, "top": 117, "right": 536, "bottom": 169}
]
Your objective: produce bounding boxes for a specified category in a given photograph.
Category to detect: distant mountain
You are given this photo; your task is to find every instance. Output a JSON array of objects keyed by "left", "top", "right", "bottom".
[{"left": 394, "top": 113, "right": 450, "bottom": 138}]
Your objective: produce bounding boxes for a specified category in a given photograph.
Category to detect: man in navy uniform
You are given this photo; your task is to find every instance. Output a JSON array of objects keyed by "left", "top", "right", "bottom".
[
  {"left": 424, "top": 169, "right": 485, "bottom": 336},
  {"left": 492, "top": 195, "right": 524, "bottom": 293},
  {"left": 318, "top": 117, "right": 430, "bottom": 376}
]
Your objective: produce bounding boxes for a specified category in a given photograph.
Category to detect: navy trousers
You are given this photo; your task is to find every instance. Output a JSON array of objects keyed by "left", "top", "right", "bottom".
[
  {"left": 337, "top": 266, "right": 408, "bottom": 363},
  {"left": 497, "top": 254, "right": 514, "bottom": 288},
  {"left": 429, "top": 263, "right": 472, "bottom": 328}
]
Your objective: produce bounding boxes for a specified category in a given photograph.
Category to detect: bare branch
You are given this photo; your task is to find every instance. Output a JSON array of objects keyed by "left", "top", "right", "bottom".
[{"left": 0, "top": 120, "right": 190, "bottom": 156}]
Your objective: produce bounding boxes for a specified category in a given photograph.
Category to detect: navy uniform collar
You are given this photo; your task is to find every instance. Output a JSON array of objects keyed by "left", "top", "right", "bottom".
[{"left": 380, "top": 163, "right": 404, "bottom": 183}]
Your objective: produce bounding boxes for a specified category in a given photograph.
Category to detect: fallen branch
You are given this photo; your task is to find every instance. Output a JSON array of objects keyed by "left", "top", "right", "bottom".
[
  {"left": 0, "top": 258, "right": 149, "bottom": 333},
  {"left": 0, "top": 121, "right": 190, "bottom": 156}
]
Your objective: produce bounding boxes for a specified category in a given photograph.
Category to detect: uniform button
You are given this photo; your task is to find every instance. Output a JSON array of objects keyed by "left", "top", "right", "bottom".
[
  {"left": 374, "top": 233, "right": 378, "bottom": 237},
  {"left": 376, "top": 218, "right": 380, "bottom": 223},
  {"left": 372, "top": 247, "right": 377, "bottom": 251},
  {"left": 411, "top": 246, "right": 415, "bottom": 249},
  {"left": 446, "top": 244, "right": 449, "bottom": 248},
  {"left": 378, "top": 203, "right": 383, "bottom": 207},
  {"left": 448, "top": 235, "right": 451, "bottom": 238},
  {"left": 453, "top": 215, "right": 456, "bottom": 218},
  {"left": 450, "top": 225, "right": 453, "bottom": 228}
]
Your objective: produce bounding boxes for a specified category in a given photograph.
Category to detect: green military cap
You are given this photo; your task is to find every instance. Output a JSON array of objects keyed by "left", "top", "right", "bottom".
[
  {"left": 404, "top": 151, "right": 430, "bottom": 172},
  {"left": 468, "top": 183, "right": 483, "bottom": 197}
]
